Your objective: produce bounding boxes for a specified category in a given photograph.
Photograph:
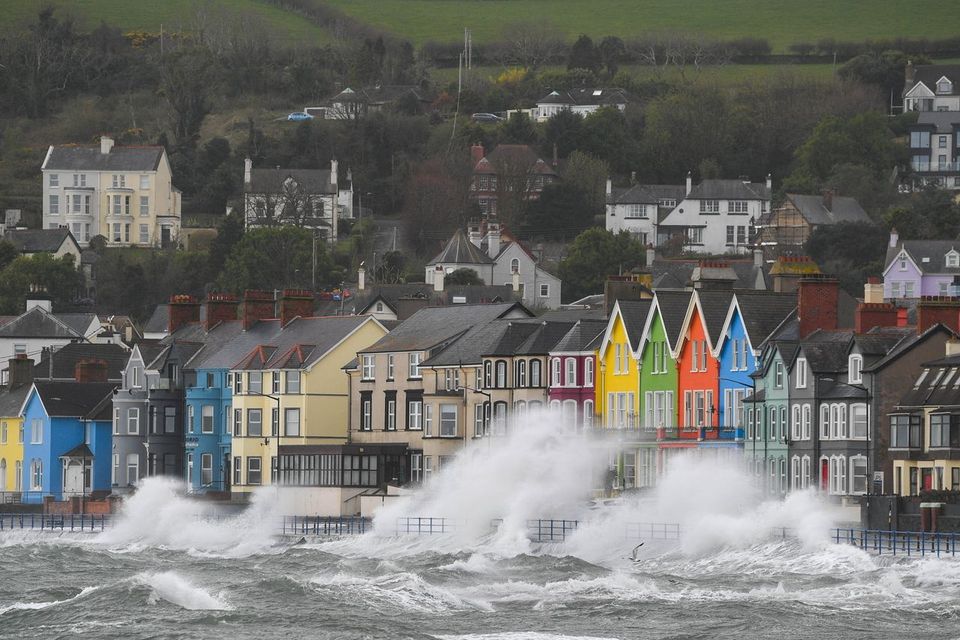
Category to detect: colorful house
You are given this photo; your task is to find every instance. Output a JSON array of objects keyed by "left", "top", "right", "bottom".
[
  {"left": 547, "top": 319, "right": 606, "bottom": 429},
  {"left": 0, "top": 356, "right": 35, "bottom": 498},
  {"left": 746, "top": 337, "right": 796, "bottom": 494},
  {"left": 633, "top": 290, "right": 690, "bottom": 488},
  {"left": 19, "top": 378, "right": 116, "bottom": 502}
]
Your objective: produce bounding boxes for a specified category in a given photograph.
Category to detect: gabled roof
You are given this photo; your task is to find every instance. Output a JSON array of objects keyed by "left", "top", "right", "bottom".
[
  {"left": 0, "top": 307, "right": 87, "bottom": 340},
  {"left": 716, "top": 291, "right": 797, "bottom": 356},
  {"left": 0, "top": 383, "right": 31, "bottom": 418},
  {"left": 362, "top": 303, "right": 530, "bottom": 354},
  {"left": 599, "top": 299, "right": 653, "bottom": 359},
  {"left": 514, "top": 321, "right": 576, "bottom": 355},
  {"left": 651, "top": 258, "right": 768, "bottom": 291},
  {"left": 686, "top": 290, "right": 735, "bottom": 352},
  {"left": 143, "top": 304, "right": 209, "bottom": 335},
  {"left": 474, "top": 145, "right": 558, "bottom": 176},
  {"left": 685, "top": 179, "right": 770, "bottom": 201},
  {"left": 796, "top": 330, "right": 855, "bottom": 373},
  {"left": 422, "top": 318, "right": 516, "bottom": 367},
  {"left": 246, "top": 168, "right": 335, "bottom": 195},
  {"left": 784, "top": 193, "right": 871, "bottom": 226},
  {"left": 34, "top": 342, "right": 129, "bottom": 381},
  {"left": 914, "top": 111, "right": 960, "bottom": 133},
  {"left": 60, "top": 443, "right": 95, "bottom": 459},
  {"left": 4, "top": 228, "right": 79, "bottom": 253},
  {"left": 907, "top": 65, "right": 960, "bottom": 97},
  {"left": 649, "top": 290, "right": 693, "bottom": 352},
  {"left": 330, "top": 85, "right": 429, "bottom": 105},
  {"left": 228, "top": 316, "right": 378, "bottom": 371},
  {"left": 427, "top": 229, "right": 494, "bottom": 266},
  {"left": 886, "top": 240, "right": 960, "bottom": 275},
  {"left": 43, "top": 145, "right": 164, "bottom": 172},
  {"left": 352, "top": 284, "right": 515, "bottom": 316},
  {"left": 864, "top": 323, "right": 955, "bottom": 373},
  {"left": 30, "top": 381, "right": 117, "bottom": 417}
]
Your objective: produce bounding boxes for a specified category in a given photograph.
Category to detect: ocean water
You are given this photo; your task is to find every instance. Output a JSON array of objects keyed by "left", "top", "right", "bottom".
[{"left": 2, "top": 421, "right": 959, "bottom": 639}]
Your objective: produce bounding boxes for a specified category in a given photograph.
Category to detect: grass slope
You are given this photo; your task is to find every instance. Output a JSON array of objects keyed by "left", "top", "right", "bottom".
[
  {"left": 3, "top": 0, "right": 329, "bottom": 45},
  {"left": 324, "top": 0, "right": 960, "bottom": 50}
]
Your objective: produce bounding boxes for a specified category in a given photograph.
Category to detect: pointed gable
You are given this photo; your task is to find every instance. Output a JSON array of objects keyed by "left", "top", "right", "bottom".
[{"left": 427, "top": 229, "right": 494, "bottom": 266}]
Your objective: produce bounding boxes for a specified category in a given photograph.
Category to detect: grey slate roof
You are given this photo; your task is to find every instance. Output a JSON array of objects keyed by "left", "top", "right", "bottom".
[
  {"left": 887, "top": 240, "right": 960, "bottom": 275},
  {"left": 915, "top": 111, "right": 960, "bottom": 133},
  {"left": 799, "top": 330, "right": 855, "bottom": 373},
  {"left": 697, "top": 291, "right": 735, "bottom": 345},
  {"left": 0, "top": 383, "right": 31, "bottom": 417},
  {"left": 655, "top": 290, "right": 694, "bottom": 349},
  {"left": 733, "top": 291, "right": 797, "bottom": 349},
  {"left": 685, "top": 179, "right": 769, "bottom": 201},
  {"left": 352, "top": 284, "right": 514, "bottom": 315},
  {"left": 34, "top": 343, "right": 129, "bottom": 381},
  {"left": 618, "top": 300, "right": 653, "bottom": 351},
  {"left": 909, "top": 65, "right": 960, "bottom": 97},
  {"left": 514, "top": 321, "right": 576, "bottom": 355},
  {"left": 427, "top": 229, "right": 495, "bottom": 266},
  {"left": 44, "top": 145, "right": 164, "bottom": 172},
  {"left": 537, "top": 87, "right": 630, "bottom": 106},
  {"left": 5, "top": 228, "right": 78, "bottom": 253},
  {"left": 363, "top": 303, "right": 530, "bottom": 354},
  {"left": 246, "top": 168, "right": 335, "bottom": 195},
  {"left": 32, "top": 381, "right": 117, "bottom": 417},
  {"left": 422, "top": 319, "right": 514, "bottom": 367},
  {"left": 785, "top": 193, "right": 870, "bottom": 226},
  {"left": 552, "top": 319, "right": 607, "bottom": 353},
  {"left": 865, "top": 324, "right": 955, "bottom": 373},
  {"left": 487, "top": 321, "right": 543, "bottom": 356},
  {"left": 0, "top": 307, "right": 88, "bottom": 339},
  {"left": 818, "top": 378, "right": 868, "bottom": 400},
  {"left": 331, "top": 85, "right": 429, "bottom": 105},
  {"left": 652, "top": 259, "right": 768, "bottom": 291}
]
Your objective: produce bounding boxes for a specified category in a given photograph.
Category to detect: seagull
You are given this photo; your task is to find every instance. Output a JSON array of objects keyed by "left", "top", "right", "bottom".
[{"left": 629, "top": 542, "right": 644, "bottom": 562}]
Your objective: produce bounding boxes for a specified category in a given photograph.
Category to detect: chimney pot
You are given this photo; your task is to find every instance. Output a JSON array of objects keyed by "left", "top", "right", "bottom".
[
  {"left": 798, "top": 276, "right": 839, "bottom": 338},
  {"left": 280, "top": 289, "right": 315, "bottom": 327},
  {"left": 167, "top": 294, "right": 200, "bottom": 334},
  {"left": 242, "top": 290, "right": 276, "bottom": 330},
  {"left": 204, "top": 293, "right": 239, "bottom": 331}
]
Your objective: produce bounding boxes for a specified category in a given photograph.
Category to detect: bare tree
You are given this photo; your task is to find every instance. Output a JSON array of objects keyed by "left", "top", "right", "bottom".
[
  {"left": 246, "top": 176, "right": 333, "bottom": 239},
  {"left": 496, "top": 21, "right": 566, "bottom": 70}
]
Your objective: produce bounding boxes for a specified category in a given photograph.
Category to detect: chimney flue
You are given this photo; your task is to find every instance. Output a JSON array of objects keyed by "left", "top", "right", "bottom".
[
  {"left": 798, "top": 276, "right": 839, "bottom": 339},
  {"left": 280, "top": 289, "right": 314, "bottom": 327},
  {"left": 167, "top": 294, "right": 200, "bottom": 334},
  {"left": 100, "top": 136, "right": 114, "bottom": 155},
  {"left": 242, "top": 290, "right": 275, "bottom": 330}
]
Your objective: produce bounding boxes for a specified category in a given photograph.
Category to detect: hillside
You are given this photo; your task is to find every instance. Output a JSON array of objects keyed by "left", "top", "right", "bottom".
[
  {"left": 3, "top": 0, "right": 330, "bottom": 45},
  {"left": 323, "top": 0, "right": 960, "bottom": 50}
]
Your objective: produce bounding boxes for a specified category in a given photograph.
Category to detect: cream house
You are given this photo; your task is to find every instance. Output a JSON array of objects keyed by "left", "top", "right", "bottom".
[{"left": 41, "top": 136, "right": 181, "bottom": 247}]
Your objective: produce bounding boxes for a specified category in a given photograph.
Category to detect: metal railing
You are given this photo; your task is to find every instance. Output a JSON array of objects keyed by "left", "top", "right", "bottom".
[
  {"left": 0, "top": 513, "right": 111, "bottom": 532},
  {"left": 625, "top": 522, "right": 683, "bottom": 540},
  {"left": 833, "top": 528, "right": 960, "bottom": 557},
  {"left": 280, "top": 515, "right": 370, "bottom": 536},
  {"left": 528, "top": 519, "right": 579, "bottom": 542}
]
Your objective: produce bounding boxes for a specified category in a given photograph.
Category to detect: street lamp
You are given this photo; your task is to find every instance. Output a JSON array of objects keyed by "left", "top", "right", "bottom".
[{"left": 246, "top": 390, "right": 282, "bottom": 484}]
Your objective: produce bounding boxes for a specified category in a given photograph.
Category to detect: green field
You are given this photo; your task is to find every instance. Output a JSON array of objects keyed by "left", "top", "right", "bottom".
[
  {"left": 325, "top": 0, "right": 960, "bottom": 50},
  {"left": 3, "top": 0, "right": 330, "bottom": 44}
]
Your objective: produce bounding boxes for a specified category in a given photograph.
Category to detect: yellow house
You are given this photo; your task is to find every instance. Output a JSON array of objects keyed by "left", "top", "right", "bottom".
[
  {"left": 0, "top": 385, "right": 30, "bottom": 496},
  {"left": 41, "top": 136, "right": 181, "bottom": 247},
  {"left": 229, "top": 315, "right": 387, "bottom": 510},
  {"left": 596, "top": 300, "right": 651, "bottom": 429}
]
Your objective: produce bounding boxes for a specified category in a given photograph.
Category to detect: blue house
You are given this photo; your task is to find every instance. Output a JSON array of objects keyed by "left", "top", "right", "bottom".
[
  {"left": 182, "top": 316, "right": 282, "bottom": 494},
  {"left": 19, "top": 380, "right": 117, "bottom": 502},
  {"left": 713, "top": 292, "right": 796, "bottom": 447}
]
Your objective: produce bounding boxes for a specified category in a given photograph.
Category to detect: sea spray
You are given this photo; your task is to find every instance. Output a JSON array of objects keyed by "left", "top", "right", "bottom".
[
  {"left": 136, "top": 571, "right": 232, "bottom": 610},
  {"left": 96, "top": 476, "right": 282, "bottom": 556}
]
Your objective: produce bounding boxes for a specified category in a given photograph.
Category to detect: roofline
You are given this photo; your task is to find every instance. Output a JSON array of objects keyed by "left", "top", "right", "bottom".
[
  {"left": 597, "top": 300, "right": 626, "bottom": 361},
  {"left": 633, "top": 295, "right": 660, "bottom": 358},
  {"left": 18, "top": 383, "right": 43, "bottom": 420},
  {"left": 304, "top": 316, "right": 388, "bottom": 373},
  {"left": 711, "top": 294, "right": 742, "bottom": 359}
]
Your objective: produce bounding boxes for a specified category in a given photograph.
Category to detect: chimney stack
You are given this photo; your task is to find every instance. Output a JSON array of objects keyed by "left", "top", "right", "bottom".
[
  {"left": 434, "top": 266, "right": 444, "bottom": 293},
  {"left": 864, "top": 277, "right": 884, "bottom": 304},
  {"left": 685, "top": 171, "right": 692, "bottom": 196},
  {"left": 204, "top": 293, "right": 239, "bottom": 331},
  {"left": 25, "top": 284, "right": 52, "bottom": 313},
  {"left": 855, "top": 302, "right": 898, "bottom": 333},
  {"left": 74, "top": 359, "right": 108, "bottom": 383},
  {"left": 358, "top": 264, "right": 366, "bottom": 291},
  {"left": 646, "top": 245, "right": 656, "bottom": 267},
  {"left": 766, "top": 173, "right": 772, "bottom": 192},
  {"left": 753, "top": 248, "right": 764, "bottom": 267},
  {"left": 244, "top": 157, "right": 252, "bottom": 185},
  {"left": 605, "top": 178, "right": 612, "bottom": 196},
  {"left": 487, "top": 221, "right": 501, "bottom": 258},
  {"left": 905, "top": 60, "right": 916, "bottom": 93},
  {"left": 242, "top": 290, "right": 275, "bottom": 330},
  {"left": 168, "top": 294, "right": 200, "bottom": 334},
  {"left": 100, "top": 136, "right": 114, "bottom": 155},
  {"left": 8, "top": 355, "right": 34, "bottom": 388},
  {"left": 468, "top": 218, "right": 483, "bottom": 247},
  {"left": 889, "top": 228, "right": 900, "bottom": 248},
  {"left": 330, "top": 158, "right": 338, "bottom": 189},
  {"left": 916, "top": 296, "right": 960, "bottom": 335},
  {"left": 822, "top": 189, "right": 834, "bottom": 212},
  {"left": 280, "top": 289, "right": 314, "bottom": 327},
  {"left": 471, "top": 143, "right": 485, "bottom": 165},
  {"left": 798, "top": 276, "right": 839, "bottom": 339}
]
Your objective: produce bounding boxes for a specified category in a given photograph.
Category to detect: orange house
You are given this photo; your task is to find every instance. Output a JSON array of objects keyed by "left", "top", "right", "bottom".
[{"left": 671, "top": 291, "right": 733, "bottom": 445}]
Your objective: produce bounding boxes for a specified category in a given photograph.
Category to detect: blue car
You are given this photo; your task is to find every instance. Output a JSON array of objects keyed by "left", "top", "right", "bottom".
[{"left": 287, "top": 112, "right": 314, "bottom": 121}]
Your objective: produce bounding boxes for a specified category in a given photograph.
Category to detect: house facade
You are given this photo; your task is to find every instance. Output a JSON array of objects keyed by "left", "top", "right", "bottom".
[
  {"left": 905, "top": 112, "right": 960, "bottom": 190},
  {"left": 903, "top": 62, "right": 960, "bottom": 113},
  {"left": 243, "top": 158, "right": 348, "bottom": 242},
  {"left": 469, "top": 144, "right": 558, "bottom": 217},
  {"left": 41, "top": 136, "right": 181, "bottom": 247},
  {"left": 0, "top": 357, "right": 34, "bottom": 497},
  {"left": 533, "top": 88, "right": 630, "bottom": 121},
  {"left": 547, "top": 319, "right": 606, "bottom": 429},
  {"left": 757, "top": 192, "right": 871, "bottom": 259},
  {"left": 883, "top": 231, "right": 960, "bottom": 299}
]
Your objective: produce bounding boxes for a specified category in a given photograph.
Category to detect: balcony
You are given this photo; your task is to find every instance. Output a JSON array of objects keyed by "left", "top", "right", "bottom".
[
  {"left": 657, "top": 425, "right": 743, "bottom": 442},
  {"left": 911, "top": 161, "right": 960, "bottom": 173}
]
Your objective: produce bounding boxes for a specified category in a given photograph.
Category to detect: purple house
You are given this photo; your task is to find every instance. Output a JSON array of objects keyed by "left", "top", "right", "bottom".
[
  {"left": 884, "top": 229, "right": 960, "bottom": 299},
  {"left": 547, "top": 319, "right": 607, "bottom": 429}
]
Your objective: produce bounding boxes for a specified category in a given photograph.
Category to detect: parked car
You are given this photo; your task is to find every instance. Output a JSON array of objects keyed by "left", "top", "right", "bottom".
[
  {"left": 471, "top": 112, "right": 503, "bottom": 123},
  {"left": 287, "top": 112, "right": 314, "bottom": 121}
]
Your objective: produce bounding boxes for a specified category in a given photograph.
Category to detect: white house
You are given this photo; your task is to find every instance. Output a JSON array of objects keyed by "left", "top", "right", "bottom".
[
  {"left": 605, "top": 180, "right": 685, "bottom": 245},
  {"left": 41, "top": 136, "right": 181, "bottom": 247},
  {"left": 426, "top": 220, "right": 562, "bottom": 309},
  {"left": 243, "top": 159, "right": 353, "bottom": 242},
  {"left": 657, "top": 174, "right": 771, "bottom": 255},
  {"left": 534, "top": 88, "right": 630, "bottom": 122},
  {"left": 903, "top": 63, "right": 960, "bottom": 113}
]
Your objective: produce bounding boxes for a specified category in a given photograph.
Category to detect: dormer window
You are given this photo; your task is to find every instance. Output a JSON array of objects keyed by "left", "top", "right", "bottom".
[
  {"left": 947, "top": 250, "right": 960, "bottom": 268},
  {"left": 937, "top": 77, "right": 953, "bottom": 94},
  {"left": 848, "top": 355, "right": 863, "bottom": 385}
]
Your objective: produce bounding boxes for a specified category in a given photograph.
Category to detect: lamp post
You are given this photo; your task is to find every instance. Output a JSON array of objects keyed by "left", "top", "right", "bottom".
[{"left": 247, "top": 390, "right": 282, "bottom": 485}]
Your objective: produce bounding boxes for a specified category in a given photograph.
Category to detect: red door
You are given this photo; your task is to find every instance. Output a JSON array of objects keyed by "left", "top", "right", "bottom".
[
  {"left": 821, "top": 459, "right": 829, "bottom": 491},
  {"left": 923, "top": 469, "right": 933, "bottom": 491}
]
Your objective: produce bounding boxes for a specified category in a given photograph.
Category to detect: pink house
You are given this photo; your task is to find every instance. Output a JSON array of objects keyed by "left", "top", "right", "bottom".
[
  {"left": 884, "top": 229, "right": 960, "bottom": 299},
  {"left": 547, "top": 319, "right": 607, "bottom": 429}
]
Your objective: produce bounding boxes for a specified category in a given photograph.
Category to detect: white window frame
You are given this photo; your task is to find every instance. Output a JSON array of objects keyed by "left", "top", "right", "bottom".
[
  {"left": 848, "top": 355, "right": 863, "bottom": 384},
  {"left": 796, "top": 358, "right": 807, "bottom": 388},
  {"left": 361, "top": 354, "right": 375, "bottom": 380},
  {"left": 564, "top": 357, "right": 577, "bottom": 387}
]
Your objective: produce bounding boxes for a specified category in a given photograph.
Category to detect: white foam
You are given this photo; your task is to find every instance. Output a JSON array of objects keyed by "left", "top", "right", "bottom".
[
  {"left": 136, "top": 571, "right": 231, "bottom": 611},
  {"left": 0, "top": 586, "right": 99, "bottom": 616},
  {"left": 434, "top": 633, "right": 620, "bottom": 640},
  {"left": 311, "top": 571, "right": 493, "bottom": 613}
]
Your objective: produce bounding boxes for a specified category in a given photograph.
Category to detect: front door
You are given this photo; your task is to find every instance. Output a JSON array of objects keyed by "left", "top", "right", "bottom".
[
  {"left": 922, "top": 468, "right": 933, "bottom": 491},
  {"left": 820, "top": 459, "right": 829, "bottom": 492},
  {"left": 63, "top": 460, "right": 85, "bottom": 496}
]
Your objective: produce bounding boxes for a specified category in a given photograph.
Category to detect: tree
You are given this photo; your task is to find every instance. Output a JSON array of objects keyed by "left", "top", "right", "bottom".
[
  {"left": 883, "top": 187, "right": 960, "bottom": 240},
  {"left": 0, "top": 241, "right": 19, "bottom": 272},
  {"left": 568, "top": 35, "right": 600, "bottom": 74},
  {"left": 160, "top": 48, "right": 216, "bottom": 147},
  {"left": 805, "top": 221, "right": 888, "bottom": 295},
  {"left": 401, "top": 155, "right": 474, "bottom": 255},
  {"left": 499, "top": 112, "right": 537, "bottom": 145},
  {"left": 0, "top": 254, "right": 84, "bottom": 314},
  {"left": 524, "top": 182, "right": 596, "bottom": 239},
  {"left": 208, "top": 211, "right": 246, "bottom": 277},
  {"left": 218, "top": 227, "right": 330, "bottom": 292},
  {"left": 542, "top": 110, "right": 585, "bottom": 159},
  {"left": 581, "top": 107, "right": 636, "bottom": 174},
  {"left": 445, "top": 268, "right": 483, "bottom": 286},
  {"left": 839, "top": 51, "right": 930, "bottom": 105},
  {"left": 498, "top": 21, "right": 565, "bottom": 70},
  {"left": 563, "top": 151, "right": 609, "bottom": 212},
  {"left": 793, "top": 111, "right": 898, "bottom": 182},
  {"left": 598, "top": 36, "right": 626, "bottom": 78},
  {"left": 558, "top": 229, "right": 647, "bottom": 302}
]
